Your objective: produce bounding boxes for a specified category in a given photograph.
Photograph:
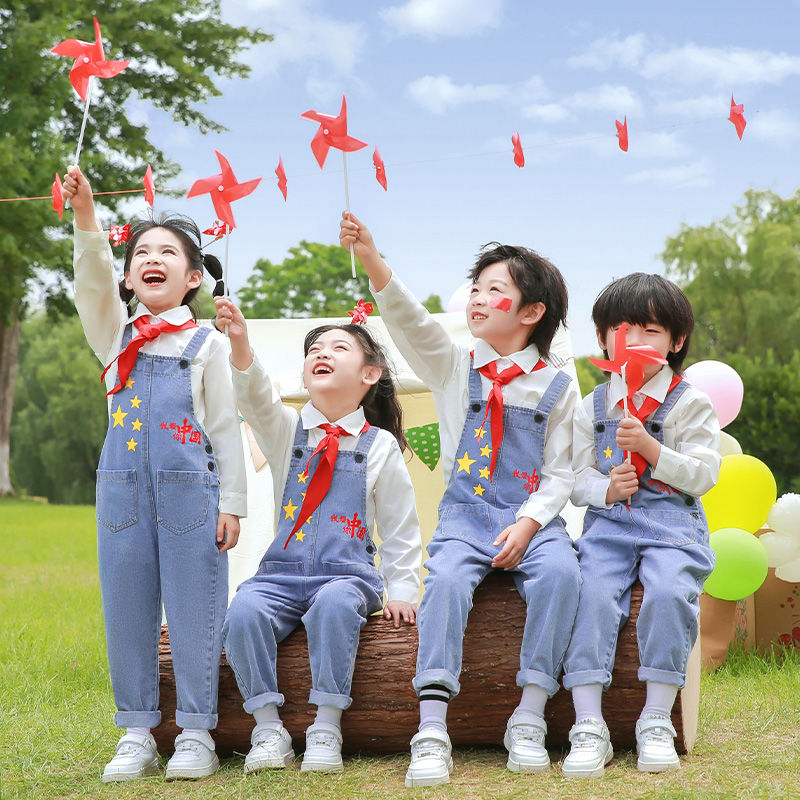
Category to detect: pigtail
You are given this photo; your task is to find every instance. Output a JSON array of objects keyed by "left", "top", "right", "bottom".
[
  {"left": 361, "top": 370, "right": 408, "bottom": 452},
  {"left": 118, "top": 278, "right": 136, "bottom": 317},
  {"left": 203, "top": 254, "right": 226, "bottom": 297}
]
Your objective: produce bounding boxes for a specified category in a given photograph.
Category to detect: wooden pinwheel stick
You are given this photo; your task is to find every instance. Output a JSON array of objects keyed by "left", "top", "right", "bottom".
[
  {"left": 74, "top": 76, "right": 93, "bottom": 166},
  {"left": 620, "top": 362, "right": 631, "bottom": 464},
  {"left": 342, "top": 151, "right": 356, "bottom": 278},
  {"left": 223, "top": 224, "right": 231, "bottom": 337}
]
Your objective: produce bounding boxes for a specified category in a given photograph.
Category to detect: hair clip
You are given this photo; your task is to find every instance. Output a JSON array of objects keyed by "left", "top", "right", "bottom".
[
  {"left": 348, "top": 298, "right": 373, "bottom": 325},
  {"left": 109, "top": 223, "right": 132, "bottom": 247}
]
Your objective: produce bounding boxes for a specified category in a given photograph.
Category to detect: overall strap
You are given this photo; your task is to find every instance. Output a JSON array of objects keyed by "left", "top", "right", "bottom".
[
  {"left": 353, "top": 422, "right": 378, "bottom": 455},
  {"left": 467, "top": 355, "right": 483, "bottom": 404},
  {"left": 593, "top": 382, "right": 610, "bottom": 422},
  {"left": 648, "top": 376, "right": 686, "bottom": 425},
  {"left": 532, "top": 369, "right": 572, "bottom": 418},
  {"left": 179, "top": 325, "right": 212, "bottom": 363},
  {"left": 292, "top": 416, "right": 309, "bottom": 450}
]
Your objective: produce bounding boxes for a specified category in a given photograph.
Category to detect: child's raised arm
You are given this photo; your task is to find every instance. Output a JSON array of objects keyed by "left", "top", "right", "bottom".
[
  {"left": 62, "top": 165, "right": 100, "bottom": 232},
  {"left": 339, "top": 212, "right": 392, "bottom": 291},
  {"left": 214, "top": 297, "right": 253, "bottom": 371}
]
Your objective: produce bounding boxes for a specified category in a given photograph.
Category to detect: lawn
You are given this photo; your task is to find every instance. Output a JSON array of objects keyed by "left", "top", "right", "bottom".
[{"left": 1, "top": 497, "right": 798, "bottom": 800}]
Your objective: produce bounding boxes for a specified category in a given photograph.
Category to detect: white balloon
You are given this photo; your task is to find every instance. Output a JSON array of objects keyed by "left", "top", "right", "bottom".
[
  {"left": 759, "top": 531, "right": 800, "bottom": 568},
  {"left": 766, "top": 493, "right": 800, "bottom": 540},
  {"left": 445, "top": 282, "right": 471, "bottom": 313},
  {"left": 719, "top": 430, "right": 743, "bottom": 457},
  {"left": 775, "top": 554, "right": 800, "bottom": 583}
]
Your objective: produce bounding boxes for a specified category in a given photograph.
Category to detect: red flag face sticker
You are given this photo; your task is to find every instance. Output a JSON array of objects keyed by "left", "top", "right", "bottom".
[
  {"left": 511, "top": 132, "right": 524, "bottom": 167},
  {"left": 616, "top": 116, "right": 629, "bottom": 152},
  {"left": 489, "top": 296, "right": 513, "bottom": 312}
]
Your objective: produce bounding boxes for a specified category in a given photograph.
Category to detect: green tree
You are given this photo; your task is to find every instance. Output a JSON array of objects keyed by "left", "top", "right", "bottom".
[
  {"left": 0, "top": 1, "right": 269, "bottom": 495},
  {"left": 574, "top": 355, "right": 605, "bottom": 397},
  {"left": 662, "top": 188, "right": 800, "bottom": 364}
]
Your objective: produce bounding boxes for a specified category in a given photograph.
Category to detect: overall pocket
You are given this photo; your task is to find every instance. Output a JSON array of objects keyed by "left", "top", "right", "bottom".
[
  {"left": 96, "top": 469, "right": 138, "bottom": 532},
  {"left": 157, "top": 470, "right": 211, "bottom": 534}
]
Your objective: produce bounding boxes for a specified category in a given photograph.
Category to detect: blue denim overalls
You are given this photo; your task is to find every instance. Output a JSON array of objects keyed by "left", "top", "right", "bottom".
[
  {"left": 96, "top": 325, "right": 228, "bottom": 730},
  {"left": 414, "top": 362, "right": 581, "bottom": 699},
  {"left": 563, "top": 380, "right": 716, "bottom": 691},
  {"left": 223, "top": 420, "right": 384, "bottom": 713}
]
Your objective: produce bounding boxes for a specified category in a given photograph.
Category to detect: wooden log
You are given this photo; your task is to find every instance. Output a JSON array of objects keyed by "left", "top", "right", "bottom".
[{"left": 153, "top": 573, "right": 698, "bottom": 755}]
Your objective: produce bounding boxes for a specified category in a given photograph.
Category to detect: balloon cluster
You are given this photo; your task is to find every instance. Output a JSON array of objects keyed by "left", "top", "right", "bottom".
[
  {"left": 761, "top": 494, "right": 800, "bottom": 582},
  {"left": 684, "top": 360, "right": 775, "bottom": 602}
]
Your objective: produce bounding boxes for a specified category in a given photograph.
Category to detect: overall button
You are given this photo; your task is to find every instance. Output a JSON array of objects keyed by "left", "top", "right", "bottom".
[
  {"left": 366, "top": 544, "right": 375, "bottom": 554},
  {"left": 294, "top": 448, "right": 303, "bottom": 458},
  {"left": 205, "top": 445, "right": 213, "bottom": 454},
  {"left": 179, "top": 359, "right": 189, "bottom": 369},
  {"left": 595, "top": 423, "right": 605, "bottom": 432},
  {"left": 207, "top": 462, "right": 215, "bottom": 471},
  {"left": 684, "top": 495, "right": 694, "bottom": 506},
  {"left": 471, "top": 403, "right": 481, "bottom": 412},
  {"left": 534, "top": 413, "right": 544, "bottom": 423},
  {"left": 651, "top": 423, "right": 661, "bottom": 433},
  {"left": 354, "top": 453, "right": 364, "bottom": 463}
]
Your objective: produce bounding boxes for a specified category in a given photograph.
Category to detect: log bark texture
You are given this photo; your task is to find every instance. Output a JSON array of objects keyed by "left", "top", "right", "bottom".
[{"left": 153, "top": 573, "right": 698, "bottom": 755}]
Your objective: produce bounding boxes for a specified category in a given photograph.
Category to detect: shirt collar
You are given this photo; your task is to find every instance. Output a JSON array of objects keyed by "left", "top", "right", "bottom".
[
  {"left": 473, "top": 338, "right": 542, "bottom": 373},
  {"left": 129, "top": 303, "right": 194, "bottom": 325},
  {"left": 300, "top": 402, "right": 367, "bottom": 436},
  {"left": 607, "top": 365, "right": 675, "bottom": 413}
]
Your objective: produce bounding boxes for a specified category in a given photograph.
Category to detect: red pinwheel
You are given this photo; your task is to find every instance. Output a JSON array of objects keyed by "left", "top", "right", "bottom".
[
  {"left": 373, "top": 147, "right": 387, "bottom": 190},
  {"left": 51, "top": 174, "right": 64, "bottom": 220},
  {"left": 489, "top": 296, "right": 512, "bottom": 312},
  {"left": 728, "top": 95, "right": 746, "bottom": 140},
  {"left": 187, "top": 150, "right": 261, "bottom": 231},
  {"left": 348, "top": 299, "right": 374, "bottom": 325},
  {"left": 143, "top": 164, "right": 155, "bottom": 208},
  {"left": 275, "top": 157, "right": 287, "bottom": 201},
  {"left": 51, "top": 17, "right": 129, "bottom": 102},
  {"left": 512, "top": 132, "right": 525, "bottom": 168},
  {"left": 203, "top": 220, "right": 227, "bottom": 240},
  {"left": 300, "top": 95, "right": 368, "bottom": 169},
  {"left": 109, "top": 223, "right": 132, "bottom": 246},
  {"left": 616, "top": 116, "right": 629, "bottom": 152}
]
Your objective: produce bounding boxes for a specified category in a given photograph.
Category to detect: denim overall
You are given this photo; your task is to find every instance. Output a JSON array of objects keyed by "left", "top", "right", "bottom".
[
  {"left": 562, "top": 380, "right": 716, "bottom": 691},
  {"left": 414, "top": 363, "right": 581, "bottom": 699},
  {"left": 223, "top": 420, "right": 384, "bottom": 713},
  {"left": 96, "top": 325, "right": 227, "bottom": 730}
]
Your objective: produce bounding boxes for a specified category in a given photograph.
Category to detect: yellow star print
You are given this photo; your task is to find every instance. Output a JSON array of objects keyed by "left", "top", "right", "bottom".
[
  {"left": 130, "top": 395, "right": 142, "bottom": 409},
  {"left": 473, "top": 484, "right": 485, "bottom": 496},
  {"left": 297, "top": 471, "right": 309, "bottom": 484},
  {"left": 603, "top": 446, "right": 613, "bottom": 459},
  {"left": 283, "top": 499, "right": 298, "bottom": 520},
  {"left": 295, "top": 530, "right": 306, "bottom": 543},
  {"left": 456, "top": 451, "right": 476, "bottom": 474},
  {"left": 473, "top": 427, "right": 487, "bottom": 441},
  {"left": 124, "top": 377, "right": 135, "bottom": 389},
  {"left": 479, "top": 466, "right": 490, "bottom": 480},
  {"left": 111, "top": 405, "right": 128, "bottom": 428},
  {"left": 126, "top": 438, "right": 137, "bottom": 451},
  {"left": 131, "top": 419, "right": 142, "bottom": 432},
  {"left": 480, "top": 444, "right": 492, "bottom": 458}
]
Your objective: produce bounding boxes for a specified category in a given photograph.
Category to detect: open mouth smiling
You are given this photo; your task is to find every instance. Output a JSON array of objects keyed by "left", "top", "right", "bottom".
[
  {"left": 312, "top": 363, "right": 333, "bottom": 375},
  {"left": 142, "top": 269, "right": 166, "bottom": 285}
]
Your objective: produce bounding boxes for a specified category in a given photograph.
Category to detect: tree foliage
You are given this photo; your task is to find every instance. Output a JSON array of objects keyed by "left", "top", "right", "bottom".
[{"left": 663, "top": 188, "right": 800, "bottom": 364}]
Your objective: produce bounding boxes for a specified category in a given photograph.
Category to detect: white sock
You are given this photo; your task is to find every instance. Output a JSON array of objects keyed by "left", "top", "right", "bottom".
[
  {"left": 314, "top": 705, "right": 343, "bottom": 729},
  {"left": 513, "top": 685, "right": 548, "bottom": 721},
  {"left": 641, "top": 682, "right": 678, "bottom": 719},
  {"left": 418, "top": 699, "right": 448, "bottom": 734},
  {"left": 253, "top": 704, "right": 281, "bottom": 726},
  {"left": 571, "top": 684, "right": 604, "bottom": 723},
  {"left": 180, "top": 729, "right": 215, "bottom": 749},
  {"left": 126, "top": 727, "right": 150, "bottom": 740}
]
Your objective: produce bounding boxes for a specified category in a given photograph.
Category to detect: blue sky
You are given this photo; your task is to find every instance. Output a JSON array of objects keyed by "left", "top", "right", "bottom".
[{"left": 133, "top": 0, "right": 800, "bottom": 356}]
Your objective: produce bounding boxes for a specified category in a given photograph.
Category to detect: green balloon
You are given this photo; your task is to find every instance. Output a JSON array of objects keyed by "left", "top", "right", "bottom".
[{"left": 704, "top": 527, "right": 769, "bottom": 601}]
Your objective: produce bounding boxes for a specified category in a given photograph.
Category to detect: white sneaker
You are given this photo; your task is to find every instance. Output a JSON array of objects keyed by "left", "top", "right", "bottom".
[
  {"left": 636, "top": 714, "right": 680, "bottom": 773},
  {"left": 405, "top": 728, "right": 453, "bottom": 788},
  {"left": 504, "top": 712, "right": 550, "bottom": 771},
  {"left": 561, "top": 718, "right": 613, "bottom": 778},
  {"left": 244, "top": 722, "right": 295, "bottom": 773},
  {"left": 101, "top": 732, "right": 161, "bottom": 782},
  {"left": 165, "top": 732, "right": 220, "bottom": 780},
  {"left": 300, "top": 723, "right": 343, "bottom": 772}
]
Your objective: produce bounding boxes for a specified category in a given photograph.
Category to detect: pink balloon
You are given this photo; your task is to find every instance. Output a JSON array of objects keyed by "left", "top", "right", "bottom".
[
  {"left": 446, "top": 281, "right": 472, "bottom": 313},
  {"left": 684, "top": 360, "right": 743, "bottom": 428}
]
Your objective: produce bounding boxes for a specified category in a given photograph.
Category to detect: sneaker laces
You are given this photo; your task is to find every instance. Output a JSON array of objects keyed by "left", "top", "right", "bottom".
[
  {"left": 175, "top": 739, "right": 202, "bottom": 755},
  {"left": 308, "top": 731, "right": 338, "bottom": 749},
  {"left": 570, "top": 731, "right": 603, "bottom": 751},
  {"left": 640, "top": 725, "right": 673, "bottom": 745},
  {"left": 116, "top": 741, "right": 147, "bottom": 756},
  {"left": 411, "top": 739, "right": 449, "bottom": 762},
  {"left": 253, "top": 728, "right": 284, "bottom": 748},
  {"left": 509, "top": 723, "right": 544, "bottom": 745}
]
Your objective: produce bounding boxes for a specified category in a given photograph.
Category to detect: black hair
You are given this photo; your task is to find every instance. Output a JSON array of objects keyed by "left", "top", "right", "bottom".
[
  {"left": 118, "top": 213, "right": 224, "bottom": 319},
  {"left": 303, "top": 324, "right": 407, "bottom": 452},
  {"left": 467, "top": 243, "right": 567, "bottom": 358},
  {"left": 592, "top": 272, "right": 694, "bottom": 373}
]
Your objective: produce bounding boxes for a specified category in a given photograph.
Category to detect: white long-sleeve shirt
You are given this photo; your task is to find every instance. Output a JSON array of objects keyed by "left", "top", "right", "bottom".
[
  {"left": 73, "top": 226, "right": 247, "bottom": 518},
  {"left": 372, "top": 274, "right": 577, "bottom": 529},
  {"left": 232, "top": 354, "right": 422, "bottom": 604},
  {"left": 572, "top": 367, "right": 721, "bottom": 509}
]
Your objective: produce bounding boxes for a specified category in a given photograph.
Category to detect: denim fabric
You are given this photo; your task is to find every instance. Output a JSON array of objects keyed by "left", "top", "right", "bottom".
[
  {"left": 414, "top": 364, "right": 580, "bottom": 698},
  {"left": 562, "top": 381, "right": 715, "bottom": 691},
  {"left": 96, "top": 326, "right": 227, "bottom": 729},
  {"left": 223, "top": 422, "right": 383, "bottom": 712}
]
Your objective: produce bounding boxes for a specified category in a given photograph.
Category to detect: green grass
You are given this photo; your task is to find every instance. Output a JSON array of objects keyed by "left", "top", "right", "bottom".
[{"left": 2, "top": 496, "right": 799, "bottom": 800}]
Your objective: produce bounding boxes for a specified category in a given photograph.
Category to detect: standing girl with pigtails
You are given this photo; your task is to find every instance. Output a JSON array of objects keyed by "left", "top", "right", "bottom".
[{"left": 63, "top": 165, "right": 247, "bottom": 782}]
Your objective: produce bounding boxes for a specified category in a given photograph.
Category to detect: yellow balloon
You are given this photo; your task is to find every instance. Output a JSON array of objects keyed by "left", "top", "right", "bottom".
[{"left": 702, "top": 454, "right": 777, "bottom": 533}]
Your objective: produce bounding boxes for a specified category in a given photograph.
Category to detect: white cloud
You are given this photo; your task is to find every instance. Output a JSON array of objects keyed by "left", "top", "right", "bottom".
[
  {"left": 522, "top": 103, "right": 570, "bottom": 123},
  {"left": 407, "top": 73, "right": 545, "bottom": 114},
  {"left": 567, "top": 84, "right": 641, "bottom": 114},
  {"left": 653, "top": 93, "right": 726, "bottom": 119},
  {"left": 747, "top": 109, "right": 800, "bottom": 147},
  {"left": 381, "top": 0, "right": 503, "bottom": 38},
  {"left": 626, "top": 159, "right": 713, "bottom": 188},
  {"left": 226, "top": 0, "right": 364, "bottom": 78},
  {"left": 627, "top": 131, "right": 692, "bottom": 160},
  {"left": 567, "top": 33, "right": 648, "bottom": 71}
]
